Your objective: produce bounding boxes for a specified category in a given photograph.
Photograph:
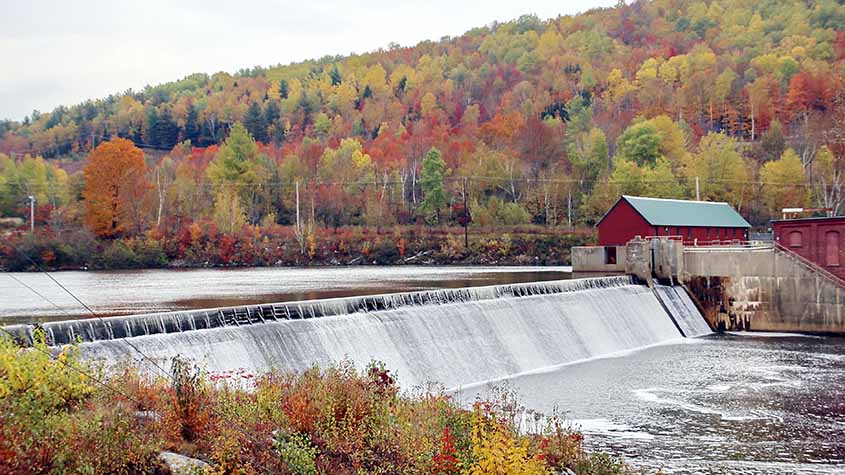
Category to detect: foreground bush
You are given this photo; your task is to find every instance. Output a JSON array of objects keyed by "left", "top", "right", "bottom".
[{"left": 0, "top": 334, "right": 635, "bottom": 474}]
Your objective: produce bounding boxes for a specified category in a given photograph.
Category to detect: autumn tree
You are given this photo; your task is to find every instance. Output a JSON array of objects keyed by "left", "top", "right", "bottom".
[
  {"left": 812, "top": 146, "right": 843, "bottom": 215},
  {"left": 213, "top": 187, "right": 247, "bottom": 235},
  {"left": 82, "top": 138, "right": 148, "bottom": 237},
  {"left": 760, "top": 149, "right": 809, "bottom": 216},
  {"left": 316, "top": 138, "right": 376, "bottom": 227},
  {"left": 682, "top": 133, "right": 749, "bottom": 207}
]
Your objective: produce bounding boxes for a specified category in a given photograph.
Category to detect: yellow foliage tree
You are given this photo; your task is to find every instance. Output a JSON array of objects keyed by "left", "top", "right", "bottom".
[
  {"left": 466, "top": 412, "right": 550, "bottom": 475},
  {"left": 760, "top": 148, "right": 809, "bottom": 215},
  {"left": 213, "top": 187, "right": 247, "bottom": 235},
  {"left": 421, "top": 92, "right": 439, "bottom": 117}
]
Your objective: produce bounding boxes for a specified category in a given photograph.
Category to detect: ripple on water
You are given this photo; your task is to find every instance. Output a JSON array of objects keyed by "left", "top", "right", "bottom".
[{"left": 458, "top": 333, "right": 845, "bottom": 475}]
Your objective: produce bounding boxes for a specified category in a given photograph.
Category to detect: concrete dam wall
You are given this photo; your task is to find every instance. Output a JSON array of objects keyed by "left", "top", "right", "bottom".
[
  {"left": 684, "top": 246, "right": 845, "bottom": 334},
  {"left": 8, "top": 276, "right": 710, "bottom": 389}
]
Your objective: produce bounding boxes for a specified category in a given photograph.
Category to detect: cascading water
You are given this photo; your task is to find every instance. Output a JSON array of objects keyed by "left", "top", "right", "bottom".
[
  {"left": 6, "top": 276, "right": 711, "bottom": 389},
  {"left": 653, "top": 285, "right": 713, "bottom": 338}
]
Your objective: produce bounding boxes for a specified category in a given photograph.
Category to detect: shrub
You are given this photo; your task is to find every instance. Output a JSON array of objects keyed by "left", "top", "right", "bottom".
[
  {"left": 466, "top": 408, "right": 550, "bottom": 475},
  {"left": 371, "top": 239, "right": 399, "bottom": 264},
  {"left": 131, "top": 238, "right": 169, "bottom": 268},
  {"left": 275, "top": 432, "right": 318, "bottom": 475},
  {"left": 0, "top": 333, "right": 161, "bottom": 474},
  {"left": 0, "top": 336, "right": 633, "bottom": 475},
  {"left": 98, "top": 240, "right": 140, "bottom": 268}
]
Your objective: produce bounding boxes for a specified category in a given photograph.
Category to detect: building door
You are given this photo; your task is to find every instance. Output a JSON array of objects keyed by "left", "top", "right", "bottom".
[{"left": 826, "top": 231, "right": 840, "bottom": 267}]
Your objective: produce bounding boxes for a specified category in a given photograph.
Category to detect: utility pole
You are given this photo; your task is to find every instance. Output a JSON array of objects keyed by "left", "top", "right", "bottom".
[
  {"left": 295, "top": 181, "right": 301, "bottom": 232},
  {"left": 28, "top": 195, "right": 35, "bottom": 233},
  {"left": 462, "top": 177, "right": 468, "bottom": 248},
  {"left": 695, "top": 177, "right": 700, "bottom": 201}
]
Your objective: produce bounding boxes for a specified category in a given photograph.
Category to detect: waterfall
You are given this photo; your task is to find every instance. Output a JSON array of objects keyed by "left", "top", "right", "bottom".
[
  {"left": 27, "top": 276, "right": 633, "bottom": 346},
  {"left": 653, "top": 285, "right": 713, "bottom": 338},
  {"left": 13, "top": 276, "right": 710, "bottom": 390}
]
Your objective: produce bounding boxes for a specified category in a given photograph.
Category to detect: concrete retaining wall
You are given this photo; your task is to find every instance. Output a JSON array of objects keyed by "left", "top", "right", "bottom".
[
  {"left": 572, "top": 246, "right": 626, "bottom": 274},
  {"left": 683, "top": 247, "right": 845, "bottom": 334}
]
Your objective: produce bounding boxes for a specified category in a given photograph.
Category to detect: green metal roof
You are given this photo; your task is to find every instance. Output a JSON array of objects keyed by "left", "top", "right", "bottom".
[{"left": 607, "top": 195, "right": 751, "bottom": 228}]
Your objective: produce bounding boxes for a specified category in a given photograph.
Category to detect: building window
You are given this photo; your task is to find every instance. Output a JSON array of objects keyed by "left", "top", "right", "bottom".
[
  {"left": 826, "top": 231, "right": 840, "bottom": 267},
  {"left": 605, "top": 246, "right": 617, "bottom": 265},
  {"left": 686, "top": 227, "right": 691, "bottom": 238},
  {"left": 707, "top": 228, "right": 711, "bottom": 239},
  {"left": 788, "top": 230, "right": 803, "bottom": 248}
]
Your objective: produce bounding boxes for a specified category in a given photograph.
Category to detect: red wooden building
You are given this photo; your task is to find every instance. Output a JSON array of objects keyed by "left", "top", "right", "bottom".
[
  {"left": 597, "top": 195, "right": 751, "bottom": 246},
  {"left": 773, "top": 216, "right": 845, "bottom": 280}
]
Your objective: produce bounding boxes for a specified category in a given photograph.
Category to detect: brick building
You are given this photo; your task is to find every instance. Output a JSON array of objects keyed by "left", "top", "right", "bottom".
[
  {"left": 773, "top": 216, "right": 845, "bottom": 280},
  {"left": 597, "top": 195, "right": 751, "bottom": 246}
]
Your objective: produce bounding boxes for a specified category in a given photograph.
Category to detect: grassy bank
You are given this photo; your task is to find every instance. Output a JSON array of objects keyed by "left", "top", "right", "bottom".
[
  {"left": 0, "top": 225, "right": 595, "bottom": 271},
  {"left": 0, "top": 334, "right": 638, "bottom": 475}
]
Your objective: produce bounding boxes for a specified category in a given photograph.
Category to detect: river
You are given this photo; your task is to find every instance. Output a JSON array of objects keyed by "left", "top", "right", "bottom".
[
  {"left": 458, "top": 332, "right": 845, "bottom": 474},
  {"left": 0, "top": 266, "right": 571, "bottom": 324},
  {"left": 3, "top": 267, "right": 843, "bottom": 473}
]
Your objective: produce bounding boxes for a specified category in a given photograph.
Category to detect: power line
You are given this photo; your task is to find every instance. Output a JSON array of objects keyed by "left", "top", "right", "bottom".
[
  {"left": 0, "top": 325, "right": 144, "bottom": 405},
  {"left": 93, "top": 135, "right": 174, "bottom": 151},
  {"left": 0, "top": 234, "right": 175, "bottom": 381},
  {"left": 1, "top": 238, "right": 272, "bottom": 449},
  {"left": 3, "top": 272, "right": 73, "bottom": 318}
]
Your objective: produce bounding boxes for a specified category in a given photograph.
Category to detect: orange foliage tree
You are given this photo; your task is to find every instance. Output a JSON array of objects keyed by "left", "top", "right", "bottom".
[{"left": 82, "top": 138, "right": 148, "bottom": 237}]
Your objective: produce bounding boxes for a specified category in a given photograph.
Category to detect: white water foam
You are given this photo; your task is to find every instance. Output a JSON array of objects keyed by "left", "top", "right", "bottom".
[
  {"left": 570, "top": 418, "right": 654, "bottom": 440},
  {"left": 81, "top": 280, "right": 690, "bottom": 389}
]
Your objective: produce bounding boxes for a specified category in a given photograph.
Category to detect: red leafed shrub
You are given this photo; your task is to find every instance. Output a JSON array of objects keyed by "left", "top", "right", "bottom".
[{"left": 432, "top": 426, "right": 459, "bottom": 475}]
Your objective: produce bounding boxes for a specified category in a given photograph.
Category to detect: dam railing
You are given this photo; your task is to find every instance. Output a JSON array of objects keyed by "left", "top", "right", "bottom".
[
  {"left": 7, "top": 275, "right": 636, "bottom": 347},
  {"left": 774, "top": 242, "right": 845, "bottom": 289}
]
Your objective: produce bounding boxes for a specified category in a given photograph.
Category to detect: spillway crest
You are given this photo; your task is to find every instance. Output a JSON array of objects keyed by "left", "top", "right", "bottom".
[{"left": 9, "top": 276, "right": 711, "bottom": 389}]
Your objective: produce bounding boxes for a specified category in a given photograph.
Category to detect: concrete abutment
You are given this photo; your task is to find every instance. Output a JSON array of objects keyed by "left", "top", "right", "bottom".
[{"left": 573, "top": 239, "right": 845, "bottom": 334}]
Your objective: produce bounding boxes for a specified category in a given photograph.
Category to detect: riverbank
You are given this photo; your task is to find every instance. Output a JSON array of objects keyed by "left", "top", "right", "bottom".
[
  {"left": 0, "top": 335, "right": 636, "bottom": 475},
  {"left": 1, "top": 225, "right": 594, "bottom": 271}
]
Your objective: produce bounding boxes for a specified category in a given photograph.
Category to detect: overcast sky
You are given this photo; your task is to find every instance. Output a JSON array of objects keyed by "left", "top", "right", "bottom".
[{"left": 1, "top": 0, "right": 614, "bottom": 121}]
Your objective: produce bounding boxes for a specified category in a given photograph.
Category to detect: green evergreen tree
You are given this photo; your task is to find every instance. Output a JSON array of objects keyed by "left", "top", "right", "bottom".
[
  {"left": 263, "top": 100, "right": 282, "bottom": 144},
  {"left": 155, "top": 107, "right": 179, "bottom": 148},
  {"left": 330, "top": 65, "right": 342, "bottom": 86},
  {"left": 143, "top": 107, "right": 159, "bottom": 146},
  {"left": 183, "top": 103, "right": 200, "bottom": 144},
  {"left": 419, "top": 147, "right": 447, "bottom": 224},
  {"left": 243, "top": 101, "right": 268, "bottom": 143}
]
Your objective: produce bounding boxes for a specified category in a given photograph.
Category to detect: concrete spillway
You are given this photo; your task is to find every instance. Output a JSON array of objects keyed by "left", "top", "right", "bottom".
[
  {"left": 654, "top": 285, "right": 713, "bottom": 338},
  {"left": 8, "top": 276, "right": 711, "bottom": 389}
]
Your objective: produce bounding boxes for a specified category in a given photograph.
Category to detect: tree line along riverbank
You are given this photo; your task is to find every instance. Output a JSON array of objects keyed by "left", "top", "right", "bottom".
[{"left": 0, "top": 225, "right": 594, "bottom": 271}]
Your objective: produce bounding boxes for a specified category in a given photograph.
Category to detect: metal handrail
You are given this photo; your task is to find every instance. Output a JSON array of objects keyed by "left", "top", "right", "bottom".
[
  {"left": 645, "top": 235, "right": 762, "bottom": 248},
  {"left": 774, "top": 242, "right": 845, "bottom": 288}
]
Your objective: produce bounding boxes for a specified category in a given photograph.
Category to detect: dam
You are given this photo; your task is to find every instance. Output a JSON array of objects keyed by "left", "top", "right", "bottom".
[{"left": 7, "top": 275, "right": 710, "bottom": 389}]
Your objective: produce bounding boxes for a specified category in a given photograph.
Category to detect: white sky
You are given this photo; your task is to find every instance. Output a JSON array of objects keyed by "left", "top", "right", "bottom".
[{"left": 1, "top": 0, "right": 614, "bottom": 121}]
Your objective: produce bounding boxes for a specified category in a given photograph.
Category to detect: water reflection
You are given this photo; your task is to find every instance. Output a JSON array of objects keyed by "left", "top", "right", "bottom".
[{"left": 0, "top": 266, "right": 571, "bottom": 324}]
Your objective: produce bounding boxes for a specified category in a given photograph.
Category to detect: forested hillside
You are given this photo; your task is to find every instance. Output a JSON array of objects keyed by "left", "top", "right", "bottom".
[{"left": 1, "top": 0, "right": 845, "bottom": 268}]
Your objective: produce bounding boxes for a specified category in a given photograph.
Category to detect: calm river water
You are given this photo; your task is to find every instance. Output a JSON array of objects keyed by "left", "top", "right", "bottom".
[
  {"left": 458, "top": 332, "right": 845, "bottom": 474},
  {"left": 0, "top": 266, "right": 570, "bottom": 324}
]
